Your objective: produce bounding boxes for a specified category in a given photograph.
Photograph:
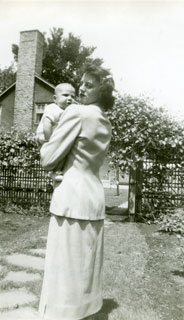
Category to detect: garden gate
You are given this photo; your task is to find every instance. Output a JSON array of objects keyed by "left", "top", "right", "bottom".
[{"left": 128, "top": 159, "right": 184, "bottom": 218}]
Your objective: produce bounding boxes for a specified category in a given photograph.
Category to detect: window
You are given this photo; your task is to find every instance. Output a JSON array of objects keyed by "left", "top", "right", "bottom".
[{"left": 34, "top": 103, "right": 47, "bottom": 128}]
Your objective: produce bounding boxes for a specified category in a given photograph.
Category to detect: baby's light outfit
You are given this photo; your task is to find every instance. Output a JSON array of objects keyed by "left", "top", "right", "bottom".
[
  {"left": 36, "top": 103, "right": 64, "bottom": 182},
  {"left": 36, "top": 103, "right": 64, "bottom": 144}
]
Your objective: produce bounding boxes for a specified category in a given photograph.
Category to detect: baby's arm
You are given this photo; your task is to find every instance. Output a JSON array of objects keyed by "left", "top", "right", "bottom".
[
  {"left": 43, "top": 117, "right": 53, "bottom": 141},
  {"left": 49, "top": 171, "right": 63, "bottom": 182}
]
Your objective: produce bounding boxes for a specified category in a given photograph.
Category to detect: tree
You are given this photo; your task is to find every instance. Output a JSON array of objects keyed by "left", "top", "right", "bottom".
[
  {"left": 107, "top": 93, "right": 184, "bottom": 172},
  {"left": 11, "top": 27, "right": 103, "bottom": 91},
  {"left": 0, "top": 64, "right": 16, "bottom": 94},
  {"left": 12, "top": 44, "right": 19, "bottom": 63},
  {"left": 42, "top": 28, "right": 103, "bottom": 90}
]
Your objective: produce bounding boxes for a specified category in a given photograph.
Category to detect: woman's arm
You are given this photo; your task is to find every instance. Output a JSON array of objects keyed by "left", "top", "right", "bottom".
[{"left": 40, "top": 105, "right": 81, "bottom": 171}]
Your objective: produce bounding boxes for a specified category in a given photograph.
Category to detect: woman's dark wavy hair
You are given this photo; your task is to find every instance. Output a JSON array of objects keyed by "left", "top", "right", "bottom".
[{"left": 81, "top": 63, "right": 115, "bottom": 111}]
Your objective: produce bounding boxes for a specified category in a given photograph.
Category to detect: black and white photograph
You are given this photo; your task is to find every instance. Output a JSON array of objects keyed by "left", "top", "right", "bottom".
[{"left": 0, "top": 0, "right": 184, "bottom": 319}]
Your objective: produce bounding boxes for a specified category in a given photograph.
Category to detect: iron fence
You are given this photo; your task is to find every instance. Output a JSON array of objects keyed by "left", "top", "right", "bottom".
[
  {"left": 0, "top": 163, "right": 53, "bottom": 207},
  {"left": 1, "top": 157, "right": 184, "bottom": 214},
  {"left": 135, "top": 160, "right": 184, "bottom": 215}
]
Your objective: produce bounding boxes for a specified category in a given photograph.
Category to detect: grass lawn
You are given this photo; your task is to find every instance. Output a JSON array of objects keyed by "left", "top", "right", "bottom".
[{"left": 0, "top": 188, "right": 183, "bottom": 320}]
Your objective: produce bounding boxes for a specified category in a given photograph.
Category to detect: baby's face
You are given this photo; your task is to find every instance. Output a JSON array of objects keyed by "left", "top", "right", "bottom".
[{"left": 54, "top": 84, "right": 76, "bottom": 110}]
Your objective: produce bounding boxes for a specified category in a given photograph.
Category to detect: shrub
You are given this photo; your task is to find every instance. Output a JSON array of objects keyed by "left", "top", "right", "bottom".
[
  {"left": 156, "top": 208, "right": 184, "bottom": 235},
  {"left": 1, "top": 201, "right": 50, "bottom": 217},
  {"left": 108, "top": 93, "right": 184, "bottom": 172},
  {"left": 0, "top": 128, "right": 53, "bottom": 209},
  {"left": 0, "top": 127, "right": 39, "bottom": 167}
]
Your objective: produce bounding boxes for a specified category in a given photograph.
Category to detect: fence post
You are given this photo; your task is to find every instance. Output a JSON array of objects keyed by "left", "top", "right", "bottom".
[
  {"left": 136, "top": 161, "right": 143, "bottom": 214},
  {"left": 128, "top": 164, "right": 136, "bottom": 221},
  {"left": 116, "top": 166, "right": 120, "bottom": 196},
  {"left": 128, "top": 161, "right": 143, "bottom": 221}
]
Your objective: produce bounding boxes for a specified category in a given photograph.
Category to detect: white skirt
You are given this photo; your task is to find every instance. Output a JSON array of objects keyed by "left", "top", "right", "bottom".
[{"left": 39, "top": 215, "right": 104, "bottom": 320}]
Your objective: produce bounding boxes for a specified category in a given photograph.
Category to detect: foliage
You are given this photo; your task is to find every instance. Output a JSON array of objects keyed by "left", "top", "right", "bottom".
[
  {"left": 2, "top": 201, "right": 26, "bottom": 215},
  {"left": 42, "top": 28, "right": 103, "bottom": 91},
  {"left": 108, "top": 93, "right": 184, "bottom": 216},
  {"left": 2, "top": 201, "right": 50, "bottom": 216},
  {"left": 4, "top": 202, "right": 50, "bottom": 217},
  {"left": 0, "top": 128, "right": 53, "bottom": 208},
  {"left": 156, "top": 208, "right": 184, "bottom": 235},
  {"left": 12, "top": 43, "right": 19, "bottom": 62},
  {"left": 0, "top": 64, "right": 16, "bottom": 94},
  {"left": 0, "top": 128, "right": 39, "bottom": 167},
  {"left": 28, "top": 204, "right": 50, "bottom": 216},
  {"left": 11, "top": 27, "right": 103, "bottom": 92},
  {"left": 108, "top": 93, "right": 184, "bottom": 172}
]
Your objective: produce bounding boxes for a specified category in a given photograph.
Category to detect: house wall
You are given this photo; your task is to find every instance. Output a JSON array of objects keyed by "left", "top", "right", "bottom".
[
  {"left": 0, "top": 89, "right": 15, "bottom": 130},
  {"left": 0, "top": 78, "right": 55, "bottom": 132},
  {"left": 34, "top": 79, "right": 54, "bottom": 103}
]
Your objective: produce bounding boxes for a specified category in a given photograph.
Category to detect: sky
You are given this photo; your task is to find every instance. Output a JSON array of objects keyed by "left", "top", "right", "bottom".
[{"left": 1, "top": 0, "right": 184, "bottom": 119}]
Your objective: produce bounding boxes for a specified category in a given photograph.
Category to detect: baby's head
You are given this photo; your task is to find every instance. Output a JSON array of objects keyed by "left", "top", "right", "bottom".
[{"left": 54, "top": 83, "right": 76, "bottom": 110}]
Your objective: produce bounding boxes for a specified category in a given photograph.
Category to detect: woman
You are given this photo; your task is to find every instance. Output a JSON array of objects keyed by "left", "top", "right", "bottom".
[{"left": 38, "top": 64, "right": 115, "bottom": 320}]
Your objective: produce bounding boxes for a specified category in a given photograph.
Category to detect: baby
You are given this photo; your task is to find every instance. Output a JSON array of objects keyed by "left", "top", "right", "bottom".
[
  {"left": 36, "top": 83, "right": 76, "bottom": 182},
  {"left": 37, "top": 83, "right": 76, "bottom": 144}
]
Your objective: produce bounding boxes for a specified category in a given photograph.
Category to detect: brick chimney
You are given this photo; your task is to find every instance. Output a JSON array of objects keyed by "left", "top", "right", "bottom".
[{"left": 14, "top": 30, "right": 44, "bottom": 130}]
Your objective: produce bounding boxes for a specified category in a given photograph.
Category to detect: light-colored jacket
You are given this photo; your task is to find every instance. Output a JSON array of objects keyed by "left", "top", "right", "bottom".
[{"left": 40, "top": 104, "right": 112, "bottom": 220}]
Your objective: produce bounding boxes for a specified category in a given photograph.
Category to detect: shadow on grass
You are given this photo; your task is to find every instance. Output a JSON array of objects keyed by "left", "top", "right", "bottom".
[
  {"left": 106, "top": 206, "right": 129, "bottom": 223},
  {"left": 106, "top": 206, "right": 128, "bottom": 216},
  {"left": 101, "top": 298, "right": 119, "bottom": 313},
  {"left": 85, "top": 298, "right": 119, "bottom": 319},
  {"left": 172, "top": 270, "right": 184, "bottom": 278}
]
